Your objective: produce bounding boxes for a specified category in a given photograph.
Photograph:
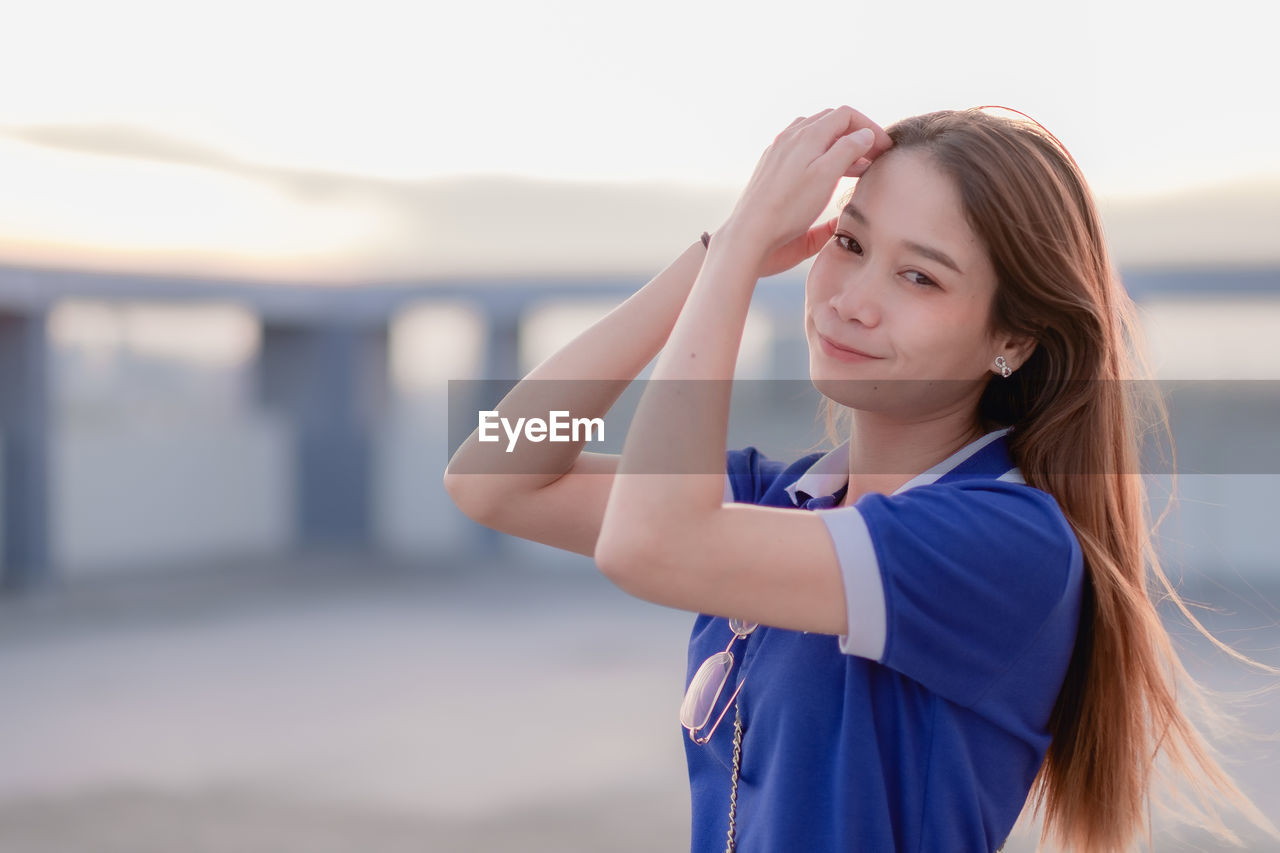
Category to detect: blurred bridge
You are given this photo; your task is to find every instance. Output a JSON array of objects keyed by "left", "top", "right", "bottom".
[{"left": 1, "top": 261, "right": 1278, "bottom": 590}]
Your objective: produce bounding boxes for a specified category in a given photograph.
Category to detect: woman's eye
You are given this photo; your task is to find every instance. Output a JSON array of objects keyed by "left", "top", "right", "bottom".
[
  {"left": 905, "top": 271, "right": 938, "bottom": 289},
  {"left": 833, "top": 233, "right": 862, "bottom": 254}
]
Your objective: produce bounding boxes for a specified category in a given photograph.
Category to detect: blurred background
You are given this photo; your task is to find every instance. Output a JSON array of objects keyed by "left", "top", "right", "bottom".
[{"left": 0, "top": 0, "right": 1277, "bottom": 850}]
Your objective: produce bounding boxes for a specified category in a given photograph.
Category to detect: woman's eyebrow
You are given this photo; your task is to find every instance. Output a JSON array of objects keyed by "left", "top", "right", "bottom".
[{"left": 841, "top": 202, "right": 965, "bottom": 275}]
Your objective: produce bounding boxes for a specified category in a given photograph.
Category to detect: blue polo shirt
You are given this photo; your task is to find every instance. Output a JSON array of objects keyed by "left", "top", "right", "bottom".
[{"left": 686, "top": 428, "right": 1084, "bottom": 852}]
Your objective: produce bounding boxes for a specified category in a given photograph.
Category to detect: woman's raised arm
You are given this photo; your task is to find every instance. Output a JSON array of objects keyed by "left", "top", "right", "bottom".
[
  {"left": 441, "top": 236, "right": 710, "bottom": 555},
  {"left": 442, "top": 218, "right": 842, "bottom": 557}
]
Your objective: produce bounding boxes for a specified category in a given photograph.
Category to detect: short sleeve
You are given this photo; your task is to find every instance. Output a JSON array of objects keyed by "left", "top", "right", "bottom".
[
  {"left": 841, "top": 481, "right": 1077, "bottom": 707},
  {"left": 815, "top": 507, "right": 887, "bottom": 660}
]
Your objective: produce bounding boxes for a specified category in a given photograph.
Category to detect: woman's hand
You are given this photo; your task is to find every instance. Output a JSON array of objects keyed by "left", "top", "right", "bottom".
[
  {"left": 755, "top": 216, "right": 840, "bottom": 278},
  {"left": 717, "top": 106, "right": 893, "bottom": 267}
]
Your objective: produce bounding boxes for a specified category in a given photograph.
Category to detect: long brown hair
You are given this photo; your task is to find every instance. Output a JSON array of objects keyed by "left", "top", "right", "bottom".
[{"left": 817, "top": 107, "right": 1279, "bottom": 850}]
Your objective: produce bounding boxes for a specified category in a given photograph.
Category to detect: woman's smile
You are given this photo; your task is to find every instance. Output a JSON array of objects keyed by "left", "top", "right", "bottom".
[{"left": 817, "top": 332, "right": 882, "bottom": 362}]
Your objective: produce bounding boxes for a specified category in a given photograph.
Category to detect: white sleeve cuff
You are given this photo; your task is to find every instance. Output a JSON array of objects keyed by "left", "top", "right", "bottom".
[{"left": 815, "top": 505, "right": 886, "bottom": 661}]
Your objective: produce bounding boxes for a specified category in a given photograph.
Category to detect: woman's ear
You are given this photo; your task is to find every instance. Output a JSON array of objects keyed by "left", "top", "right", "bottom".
[{"left": 998, "top": 334, "right": 1038, "bottom": 372}]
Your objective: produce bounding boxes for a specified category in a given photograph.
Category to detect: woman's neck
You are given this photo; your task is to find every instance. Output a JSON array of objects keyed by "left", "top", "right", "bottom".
[{"left": 836, "top": 411, "right": 988, "bottom": 507}]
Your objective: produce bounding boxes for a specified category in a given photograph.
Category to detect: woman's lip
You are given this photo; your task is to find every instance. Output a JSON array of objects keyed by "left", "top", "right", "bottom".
[{"left": 818, "top": 333, "right": 880, "bottom": 361}]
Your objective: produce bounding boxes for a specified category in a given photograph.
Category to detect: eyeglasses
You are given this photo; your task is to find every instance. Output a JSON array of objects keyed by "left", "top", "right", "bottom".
[{"left": 680, "top": 618, "right": 758, "bottom": 744}]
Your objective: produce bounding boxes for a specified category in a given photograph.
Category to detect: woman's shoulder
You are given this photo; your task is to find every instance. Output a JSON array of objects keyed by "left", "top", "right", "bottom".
[
  {"left": 943, "top": 476, "right": 1078, "bottom": 547},
  {"left": 858, "top": 475, "right": 1084, "bottom": 600},
  {"left": 905, "top": 474, "right": 1076, "bottom": 541}
]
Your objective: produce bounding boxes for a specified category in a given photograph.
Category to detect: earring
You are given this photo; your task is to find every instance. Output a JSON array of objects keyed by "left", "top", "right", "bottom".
[{"left": 994, "top": 356, "right": 1012, "bottom": 378}]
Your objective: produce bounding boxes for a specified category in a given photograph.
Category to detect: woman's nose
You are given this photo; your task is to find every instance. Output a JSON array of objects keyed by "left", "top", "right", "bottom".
[{"left": 830, "top": 269, "right": 882, "bottom": 327}]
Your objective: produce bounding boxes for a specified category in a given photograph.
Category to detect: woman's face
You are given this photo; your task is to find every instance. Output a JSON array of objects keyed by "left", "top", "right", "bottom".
[{"left": 804, "top": 147, "right": 1005, "bottom": 418}]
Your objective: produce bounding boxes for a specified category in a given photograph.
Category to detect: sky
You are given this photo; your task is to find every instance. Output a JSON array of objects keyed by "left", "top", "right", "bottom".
[{"left": 0, "top": 0, "right": 1277, "bottom": 282}]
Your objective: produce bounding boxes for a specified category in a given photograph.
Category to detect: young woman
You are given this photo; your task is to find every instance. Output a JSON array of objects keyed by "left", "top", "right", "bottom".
[{"left": 444, "top": 106, "right": 1276, "bottom": 851}]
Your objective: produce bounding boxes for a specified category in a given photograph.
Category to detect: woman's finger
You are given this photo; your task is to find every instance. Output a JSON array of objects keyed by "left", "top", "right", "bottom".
[
  {"left": 832, "top": 105, "right": 894, "bottom": 156},
  {"left": 759, "top": 217, "right": 838, "bottom": 277},
  {"left": 791, "top": 106, "right": 889, "bottom": 168},
  {"left": 780, "top": 108, "right": 835, "bottom": 140},
  {"left": 814, "top": 127, "right": 877, "bottom": 181},
  {"left": 828, "top": 106, "right": 894, "bottom": 159},
  {"left": 845, "top": 155, "right": 874, "bottom": 179},
  {"left": 773, "top": 114, "right": 812, "bottom": 144},
  {"left": 806, "top": 216, "right": 840, "bottom": 256}
]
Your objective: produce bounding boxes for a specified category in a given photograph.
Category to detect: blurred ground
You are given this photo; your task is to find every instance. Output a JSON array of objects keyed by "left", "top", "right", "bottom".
[{"left": 0, "top": 548, "right": 1277, "bottom": 852}]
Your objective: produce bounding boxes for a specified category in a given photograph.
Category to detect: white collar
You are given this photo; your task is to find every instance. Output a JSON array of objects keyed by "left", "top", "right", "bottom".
[{"left": 783, "top": 427, "right": 1013, "bottom": 506}]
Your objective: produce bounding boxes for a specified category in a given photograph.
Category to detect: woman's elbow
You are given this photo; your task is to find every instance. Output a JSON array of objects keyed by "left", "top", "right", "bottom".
[
  {"left": 442, "top": 470, "right": 499, "bottom": 526},
  {"left": 593, "top": 530, "right": 653, "bottom": 594},
  {"left": 596, "top": 510, "right": 707, "bottom": 603}
]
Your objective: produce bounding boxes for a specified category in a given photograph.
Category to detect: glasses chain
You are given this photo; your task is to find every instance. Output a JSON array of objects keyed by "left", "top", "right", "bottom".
[{"left": 724, "top": 701, "right": 744, "bottom": 853}]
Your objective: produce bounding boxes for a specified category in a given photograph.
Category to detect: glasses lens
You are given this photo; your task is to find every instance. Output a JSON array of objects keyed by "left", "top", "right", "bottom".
[
  {"left": 679, "top": 650, "right": 733, "bottom": 731},
  {"left": 729, "top": 618, "right": 758, "bottom": 637}
]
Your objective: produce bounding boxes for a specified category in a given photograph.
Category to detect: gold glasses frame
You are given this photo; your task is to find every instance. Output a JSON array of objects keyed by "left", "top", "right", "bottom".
[{"left": 680, "top": 618, "right": 758, "bottom": 745}]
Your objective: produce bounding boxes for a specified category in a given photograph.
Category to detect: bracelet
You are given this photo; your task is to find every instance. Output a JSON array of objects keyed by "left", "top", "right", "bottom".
[{"left": 700, "top": 231, "right": 711, "bottom": 249}]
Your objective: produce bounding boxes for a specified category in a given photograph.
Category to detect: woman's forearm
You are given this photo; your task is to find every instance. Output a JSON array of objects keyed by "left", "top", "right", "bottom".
[{"left": 443, "top": 236, "right": 708, "bottom": 503}]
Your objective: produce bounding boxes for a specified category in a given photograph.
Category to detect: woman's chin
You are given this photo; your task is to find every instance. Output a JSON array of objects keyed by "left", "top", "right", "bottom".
[{"left": 811, "top": 374, "right": 894, "bottom": 410}]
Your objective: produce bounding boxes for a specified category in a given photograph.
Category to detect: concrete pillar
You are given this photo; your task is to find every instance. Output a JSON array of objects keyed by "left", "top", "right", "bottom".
[
  {"left": 0, "top": 309, "right": 51, "bottom": 590},
  {"left": 257, "top": 321, "right": 389, "bottom": 549},
  {"left": 480, "top": 306, "right": 523, "bottom": 382}
]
